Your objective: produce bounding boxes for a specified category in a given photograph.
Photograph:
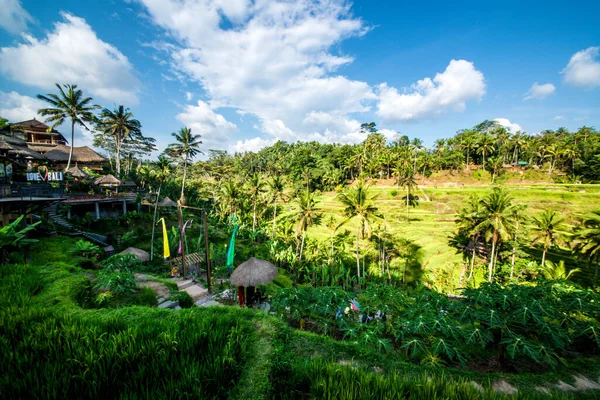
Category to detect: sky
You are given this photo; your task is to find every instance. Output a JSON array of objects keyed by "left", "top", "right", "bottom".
[{"left": 0, "top": 0, "right": 599, "bottom": 157}]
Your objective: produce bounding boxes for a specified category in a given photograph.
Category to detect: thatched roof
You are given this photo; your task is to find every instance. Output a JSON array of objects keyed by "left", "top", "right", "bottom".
[
  {"left": 157, "top": 196, "right": 177, "bottom": 207},
  {"left": 121, "top": 180, "right": 136, "bottom": 187},
  {"left": 0, "top": 134, "right": 46, "bottom": 160},
  {"left": 44, "top": 145, "right": 107, "bottom": 163},
  {"left": 230, "top": 257, "right": 278, "bottom": 287},
  {"left": 11, "top": 119, "right": 67, "bottom": 140},
  {"left": 119, "top": 247, "right": 149, "bottom": 262},
  {"left": 66, "top": 165, "right": 89, "bottom": 179},
  {"left": 94, "top": 174, "right": 121, "bottom": 186}
]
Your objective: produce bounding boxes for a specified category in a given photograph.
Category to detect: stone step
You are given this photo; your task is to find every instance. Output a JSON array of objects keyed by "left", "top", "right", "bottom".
[
  {"left": 176, "top": 279, "right": 195, "bottom": 290},
  {"left": 194, "top": 295, "right": 215, "bottom": 306},
  {"left": 158, "top": 300, "right": 178, "bottom": 309},
  {"left": 183, "top": 285, "right": 209, "bottom": 302}
]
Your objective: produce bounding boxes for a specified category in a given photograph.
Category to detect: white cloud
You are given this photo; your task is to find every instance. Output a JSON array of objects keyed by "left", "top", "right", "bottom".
[
  {"left": 139, "top": 0, "right": 374, "bottom": 143},
  {"left": 376, "top": 60, "right": 486, "bottom": 121},
  {"left": 0, "top": 91, "right": 45, "bottom": 122},
  {"left": 0, "top": 0, "right": 32, "bottom": 34},
  {"left": 185, "top": 92, "right": 192, "bottom": 101},
  {"left": 562, "top": 46, "right": 600, "bottom": 88},
  {"left": 229, "top": 137, "right": 275, "bottom": 154},
  {"left": 176, "top": 100, "right": 237, "bottom": 149},
  {"left": 553, "top": 115, "right": 564, "bottom": 120},
  {"left": 494, "top": 118, "right": 522, "bottom": 133},
  {"left": 523, "top": 82, "right": 556, "bottom": 100},
  {"left": 0, "top": 12, "right": 140, "bottom": 104}
]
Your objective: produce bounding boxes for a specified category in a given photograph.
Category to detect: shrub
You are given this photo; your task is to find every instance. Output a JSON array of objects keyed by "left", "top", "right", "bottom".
[
  {"left": 102, "top": 254, "right": 141, "bottom": 272},
  {"left": 135, "top": 287, "right": 158, "bottom": 307},
  {"left": 175, "top": 291, "right": 194, "bottom": 308},
  {"left": 390, "top": 189, "right": 398, "bottom": 197},
  {"left": 70, "top": 239, "right": 101, "bottom": 260}
]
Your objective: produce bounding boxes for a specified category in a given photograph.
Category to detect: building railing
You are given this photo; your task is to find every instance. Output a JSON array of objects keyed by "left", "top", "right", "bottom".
[{"left": 0, "top": 184, "right": 66, "bottom": 199}]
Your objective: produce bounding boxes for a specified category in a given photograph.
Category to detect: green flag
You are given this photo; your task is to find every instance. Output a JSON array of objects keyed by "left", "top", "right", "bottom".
[{"left": 226, "top": 225, "right": 239, "bottom": 271}]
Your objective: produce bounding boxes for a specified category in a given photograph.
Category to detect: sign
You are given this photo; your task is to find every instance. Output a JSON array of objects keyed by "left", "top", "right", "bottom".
[{"left": 26, "top": 170, "right": 64, "bottom": 182}]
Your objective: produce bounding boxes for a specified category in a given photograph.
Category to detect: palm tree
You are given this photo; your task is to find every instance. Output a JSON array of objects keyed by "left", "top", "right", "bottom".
[
  {"left": 397, "top": 172, "right": 418, "bottom": 222},
  {"left": 166, "top": 127, "right": 202, "bottom": 203},
  {"left": 476, "top": 188, "right": 516, "bottom": 282},
  {"left": 149, "top": 156, "right": 173, "bottom": 261},
  {"left": 476, "top": 133, "right": 495, "bottom": 171},
  {"left": 294, "top": 191, "right": 321, "bottom": 261},
  {"left": 248, "top": 173, "right": 267, "bottom": 232},
  {"left": 540, "top": 260, "right": 580, "bottom": 281},
  {"left": 336, "top": 182, "right": 381, "bottom": 280},
  {"left": 37, "top": 84, "right": 100, "bottom": 171},
  {"left": 96, "top": 105, "right": 141, "bottom": 177},
  {"left": 268, "top": 175, "right": 287, "bottom": 238},
  {"left": 531, "top": 210, "right": 564, "bottom": 268},
  {"left": 459, "top": 132, "right": 477, "bottom": 170},
  {"left": 455, "top": 194, "right": 485, "bottom": 282},
  {"left": 220, "top": 180, "right": 242, "bottom": 218},
  {"left": 572, "top": 210, "right": 600, "bottom": 282}
]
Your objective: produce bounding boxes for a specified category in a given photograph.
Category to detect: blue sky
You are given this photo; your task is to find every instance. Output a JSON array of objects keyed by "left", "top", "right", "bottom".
[{"left": 1, "top": 0, "right": 599, "bottom": 157}]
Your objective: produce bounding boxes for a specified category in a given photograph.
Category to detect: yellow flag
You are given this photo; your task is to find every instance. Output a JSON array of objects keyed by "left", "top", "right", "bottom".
[{"left": 158, "top": 218, "right": 170, "bottom": 259}]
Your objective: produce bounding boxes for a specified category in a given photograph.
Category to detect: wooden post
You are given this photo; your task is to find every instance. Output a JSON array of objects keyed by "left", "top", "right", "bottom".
[
  {"left": 203, "top": 208, "right": 212, "bottom": 294},
  {"left": 178, "top": 203, "right": 187, "bottom": 278}
]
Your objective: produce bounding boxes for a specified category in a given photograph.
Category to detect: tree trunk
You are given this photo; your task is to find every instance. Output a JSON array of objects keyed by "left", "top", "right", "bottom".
[
  {"left": 115, "top": 135, "right": 121, "bottom": 177},
  {"left": 406, "top": 186, "right": 410, "bottom": 223},
  {"left": 65, "top": 120, "right": 75, "bottom": 171},
  {"left": 272, "top": 199, "right": 277, "bottom": 238},
  {"left": 541, "top": 246, "right": 547, "bottom": 267},
  {"left": 510, "top": 246, "right": 516, "bottom": 280},
  {"left": 488, "top": 237, "right": 496, "bottom": 282},
  {"left": 466, "top": 149, "right": 470, "bottom": 171},
  {"left": 468, "top": 246, "right": 476, "bottom": 281},
  {"left": 299, "top": 230, "right": 306, "bottom": 262},
  {"left": 482, "top": 150, "right": 486, "bottom": 171},
  {"left": 150, "top": 184, "right": 161, "bottom": 261},
  {"left": 180, "top": 158, "right": 187, "bottom": 202},
  {"left": 252, "top": 198, "right": 257, "bottom": 233},
  {"left": 355, "top": 226, "right": 360, "bottom": 281}
]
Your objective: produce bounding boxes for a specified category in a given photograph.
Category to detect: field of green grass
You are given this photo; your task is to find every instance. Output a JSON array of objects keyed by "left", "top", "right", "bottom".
[{"left": 291, "top": 183, "right": 600, "bottom": 290}]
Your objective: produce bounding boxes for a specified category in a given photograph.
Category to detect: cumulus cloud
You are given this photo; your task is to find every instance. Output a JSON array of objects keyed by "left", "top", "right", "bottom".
[
  {"left": 0, "top": 91, "right": 45, "bottom": 122},
  {"left": 562, "top": 46, "right": 600, "bottom": 88},
  {"left": 553, "top": 115, "right": 564, "bottom": 120},
  {"left": 176, "top": 100, "right": 237, "bottom": 149},
  {"left": 0, "top": 12, "right": 140, "bottom": 104},
  {"left": 524, "top": 82, "right": 556, "bottom": 100},
  {"left": 229, "top": 137, "right": 275, "bottom": 154},
  {"left": 139, "top": 0, "right": 374, "bottom": 143},
  {"left": 376, "top": 60, "right": 486, "bottom": 121},
  {"left": 185, "top": 92, "right": 192, "bottom": 101},
  {"left": 0, "top": 0, "right": 32, "bottom": 34},
  {"left": 494, "top": 118, "right": 522, "bottom": 133}
]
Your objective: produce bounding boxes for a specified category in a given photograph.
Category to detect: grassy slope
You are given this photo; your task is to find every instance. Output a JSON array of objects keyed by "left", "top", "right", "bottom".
[{"left": 287, "top": 183, "right": 600, "bottom": 289}]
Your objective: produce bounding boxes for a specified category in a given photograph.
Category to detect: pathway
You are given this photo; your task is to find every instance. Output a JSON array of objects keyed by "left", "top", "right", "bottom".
[{"left": 44, "top": 203, "right": 110, "bottom": 248}]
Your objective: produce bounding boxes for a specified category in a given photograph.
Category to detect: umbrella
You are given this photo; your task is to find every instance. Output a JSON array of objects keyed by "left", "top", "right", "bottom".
[
  {"left": 119, "top": 247, "right": 149, "bottom": 262},
  {"left": 66, "top": 165, "right": 89, "bottom": 179},
  {"left": 230, "top": 257, "right": 278, "bottom": 287},
  {"left": 157, "top": 196, "right": 178, "bottom": 207}
]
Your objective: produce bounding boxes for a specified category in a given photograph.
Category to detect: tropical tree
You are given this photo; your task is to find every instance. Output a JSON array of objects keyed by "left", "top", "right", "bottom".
[
  {"left": 294, "top": 191, "right": 321, "bottom": 262},
  {"left": 0, "top": 215, "right": 40, "bottom": 264},
  {"left": 455, "top": 194, "right": 485, "bottom": 282},
  {"left": 149, "top": 156, "right": 173, "bottom": 261},
  {"left": 336, "top": 182, "right": 381, "bottom": 280},
  {"left": 247, "top": 173, "right": 267, "bottom": 233},
  {"left": 476, "top": 133, "right": 496, "bottom": 170},
  {"left": 166, "top": 127, "right": 202, "bottom": 203},
  {"left": 476, "top": 188, "right": 516, "bottom": 282},
  {"left": 540, "top": 260, "right": 580, "bottom": 281},
  {"left": 572, "top": 210, "right": 600, "bottom": 282},
  {"left": 459, "top": 131, "right": 477, "bottom": 170},
  {"left": 96, "top": 105, "right": 141, "bottom": 177},
  {"left": 37, "top": 83, "right": 100, "bottom": 171},
  {"left": 397, "top": 172, "right": 418, "bottom": 222},
  {"left": 531, "top": 210, "right": 564, "bottom": 268},
  {"left": 268, "top": 175, "right": 287, "bottom": 238}
]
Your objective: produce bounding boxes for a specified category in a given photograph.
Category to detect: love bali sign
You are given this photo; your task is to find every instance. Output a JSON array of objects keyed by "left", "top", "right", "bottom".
[{"left": 26, "top": 166, "right": 64, "bottom": 182}]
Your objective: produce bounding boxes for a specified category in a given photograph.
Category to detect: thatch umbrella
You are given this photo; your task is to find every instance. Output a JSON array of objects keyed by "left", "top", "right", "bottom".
[
  {"left": 157, "top": 196, "right": 177, "bottom": 208},
  {"left": 94, "top": 174, "right": 121, "bottom": 186},
  {"left": 119, "top": 247, "right": 149, "bottom": 262},
  {"left": 230, "top": 257, "right": 278, "bottom": 306},
  {"left": 66, "top": 165, "right": 89, "bottom": 179}
]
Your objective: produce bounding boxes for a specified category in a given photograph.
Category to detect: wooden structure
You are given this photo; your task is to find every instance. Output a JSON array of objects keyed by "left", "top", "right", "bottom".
[
  {"left": 230, "top": 257, "right": 278, "bottom": 307},
  {"left": 10, "top": 119, "right": 67, "bottom": 149},
  {"left": 45, "top": 145, "right": 106, "bottom": 171}
]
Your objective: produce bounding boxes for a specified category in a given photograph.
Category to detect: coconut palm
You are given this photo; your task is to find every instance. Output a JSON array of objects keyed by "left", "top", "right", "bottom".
[
  {"left": 572, "top": 210, "right": 600, "bottom": 282},
  {"left": 268, "top": 175, "right": 287, "bottom": 238},
  {"left": 336, "top": 182, "right": 381, "bottom": 280},
  {"left": 37, "top": 84, "right": 100, "bottom": 171},
  {"left": 96, "top": 105, "right": 141, "bottom": 177},
  {"left": 476, "top": 188, "right": 516, "bottom": 282},
  {"left": 294, "top": 191, "right": 321, "bottom": 262},
  {"left": 220, "top": 180, "right": 242, "bottom": 218},
  {"left": 248, "top": 173, "right": 267, "bottom": 232},
  {"left": 459, "top": 131, "right": 477, "bottom": 170},
  {"left": 476, "top": 132, "right": 496, "bottom": 170},
  {"left": 455, "top": 194, "right": 486, "bottom": 282},
  {"left": 540, "top": 260, "right": 580, "bottom": 281},
  {"left": 166, "top": 127, "right": 202, "bottom": 203},
  {"left": 397, "top": 172, "right": 418, "bottom": 222},
  {"left": 531, "top": 210, "right": 564, "bottom": 268}
]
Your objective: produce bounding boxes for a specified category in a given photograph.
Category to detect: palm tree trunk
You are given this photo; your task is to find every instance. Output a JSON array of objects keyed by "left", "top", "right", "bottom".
[
  {"left": 252, "top": 198, "right": 257, "bottom": 232},
  {"left": 510, "top": 246, "right": 516, "bottom": 280},
  {"left": 150, "top": 184, "right": 161, "bottom": 261},
  {"left": 299, "top": 230, "right": 306, "bottom": 262},
  {"left": 406, "top": 186, "right": 410, "bottom": 223},
  {"left": 482, "top": 151, "right": 486, "bottom": 171},
  {"left": 466, "top": 149, "right": 470, "bottom": 171},
  {"left": 488, "top": 238, "right": 496, "bottom": 282},
  {"left": 180, "top": 157, "right": 187, "bottom": 202},
  {"left": 468, "top": 246, "right": 476, "bottom": 281},
  {"left": 541, "top": 246, "right": 547, "bottom": 267},
  {"left": 355, "top": 225, "right": 360, "bottom": 280},
  {"left": 115, "top": 135, "right": 121, "bottom": 177},
  {"left": 65, "top": 120, "right": 75, "bottom": 171},
  {"left": 272, "top": 199, "right": 277, "bottom": 238}
]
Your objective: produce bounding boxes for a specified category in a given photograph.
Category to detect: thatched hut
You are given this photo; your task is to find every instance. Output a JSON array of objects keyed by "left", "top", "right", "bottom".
[
  {"left": 65, "top": 165, "right": 89, "bottom": 179},
  {"left": 157, "top": 196, "right": 178, "bottom": 208},
  {"left": 44, "top": 145, "right": 106, "bottom": 171},
  {"left": 94, "top": 174, "right": 121, "bottom": 187},
  {"left": 230, "top": 257, "right": 278, "bottom": 306},
  {"left": 119, "top": 247, "right": 149, "bottom": 262}
]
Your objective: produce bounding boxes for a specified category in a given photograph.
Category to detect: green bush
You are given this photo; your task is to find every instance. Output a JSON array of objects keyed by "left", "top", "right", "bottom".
[
  {"left": 135, "top": 287, "right": 158, "bottom": 307},
  {"left": 390, "top": 189, "right": 398, "bottom": 197},
  {"left": 175, "top": 291, "right": 194, "bottom": 308}
]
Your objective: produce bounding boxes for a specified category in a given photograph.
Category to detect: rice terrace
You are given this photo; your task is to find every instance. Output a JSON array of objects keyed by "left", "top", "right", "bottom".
[{"left": 1, "top": 0, "right": 600, "bottom": 399}]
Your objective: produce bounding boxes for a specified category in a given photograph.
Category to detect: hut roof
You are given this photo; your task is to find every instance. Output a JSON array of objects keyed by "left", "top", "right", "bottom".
[
  {"left": 10, "top": 119, "right": 67, "bottom": 141},
  {"left": 65, "top": 165, "right": 89, "bottom": 179},
  {"left": 94, "top": 174, "right": 121, "bottom": 185},
  {"left": 157, "top": 196, "right": 177, "bottom": 207},
  {"left": 0, "top": 134, "right": 46, "bottom": 160},
  {"left": 44, "top": 145, "right": 107, "bottom": 163},
  {"left": 230, "top": 257, "right": 278, "bottom": 287},
  {"left": 120, "top": 180, "right": 136, "bottom": 187},
  {"left": 119, "top": 247, "right": 149, "bottom": 262}
]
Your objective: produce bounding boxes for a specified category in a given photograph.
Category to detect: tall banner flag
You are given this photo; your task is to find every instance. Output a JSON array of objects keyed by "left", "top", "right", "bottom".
[
  {"left": 226, "top": 216, "right": 239, "bottom": 271},
  {"left": 158, "top": 218, "right": 170, "bottom": 259},
  {"left": 178, "top": 219, "right": 193, "bottom": 254}
]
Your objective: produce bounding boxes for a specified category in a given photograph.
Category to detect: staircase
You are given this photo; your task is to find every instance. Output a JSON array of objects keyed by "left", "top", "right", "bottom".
[
  {"left": 176, "top": 278, "right": 210, "bottom": 303},
  {"left": 44, "top": 203, "right": 110, "bottom": 248}
]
